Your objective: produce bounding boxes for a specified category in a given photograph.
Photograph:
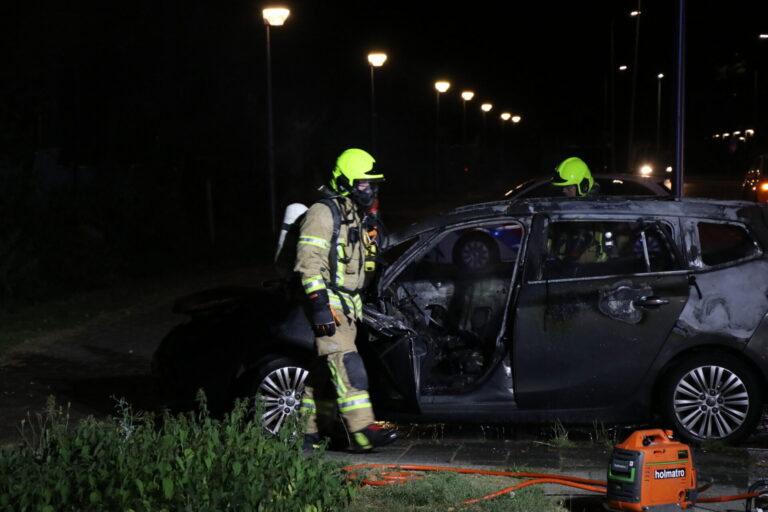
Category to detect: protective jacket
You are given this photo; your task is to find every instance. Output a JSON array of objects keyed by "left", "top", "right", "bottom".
[
  {"left": 296, "top": 195, "right": 376, "bottom": 435},
  {"left": 294, "top": 196, "right": 368, "bottom": 319}
]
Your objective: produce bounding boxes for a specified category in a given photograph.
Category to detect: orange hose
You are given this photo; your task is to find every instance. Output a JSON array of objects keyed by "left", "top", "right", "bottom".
[
  {"left": 343, "top": 463, "right": 608, "bottom": 504},
  {"left": 698, "top": 492, "right": 761, "bottom": 503},
  {"left": 343, "top": 463, "right": 763, "bottom": 506}
]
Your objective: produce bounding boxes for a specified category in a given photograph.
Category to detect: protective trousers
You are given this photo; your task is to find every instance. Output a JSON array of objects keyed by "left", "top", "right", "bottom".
[{"left": 300, "top": 315, "right": 374, "bottom": 435}]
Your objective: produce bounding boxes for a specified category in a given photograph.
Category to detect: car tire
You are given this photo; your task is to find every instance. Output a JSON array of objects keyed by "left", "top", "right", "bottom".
[
  {"left": 453, "top": 232, "right": 500, "bottom": 272},
  {"left": 660, "top": 353, "right": 763, "bottom": 444},
  {"left": 152, "top": 322, "right": 237, "bottom": 413},
  {"left": 246, "top": 356, "right": 309, "bottom": 435}
]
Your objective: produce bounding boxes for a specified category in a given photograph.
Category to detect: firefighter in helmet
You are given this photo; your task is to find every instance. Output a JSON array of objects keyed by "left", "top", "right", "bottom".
[
  {"left": 552, "top": 156, "right": 597, "bottom": 197},
  {"left": 297, "top": 148, "right": 398, "bottom": 452}
]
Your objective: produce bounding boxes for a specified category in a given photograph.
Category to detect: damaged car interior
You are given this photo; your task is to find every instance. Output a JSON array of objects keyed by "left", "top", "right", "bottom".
[{"left": 368, "top": 222, "right": 523, "bottom": 396}]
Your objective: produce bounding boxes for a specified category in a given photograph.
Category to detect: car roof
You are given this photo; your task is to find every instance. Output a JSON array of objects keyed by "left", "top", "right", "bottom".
[
  {"left": 387, "top": 196, "right": 766, "bottom": 247},
  {"left": 505, "top": 173, "right": 670, "bottom": 198}
]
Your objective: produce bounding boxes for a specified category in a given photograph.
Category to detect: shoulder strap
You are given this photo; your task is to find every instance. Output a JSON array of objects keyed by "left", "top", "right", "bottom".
[{"left": 318, "top": 198, "right": 342, "bottom": 282}]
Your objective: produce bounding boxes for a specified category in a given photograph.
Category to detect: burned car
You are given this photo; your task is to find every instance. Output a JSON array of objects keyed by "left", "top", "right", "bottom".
[{"left": 153, "top": 196, "right": 768, "bottom": 444}]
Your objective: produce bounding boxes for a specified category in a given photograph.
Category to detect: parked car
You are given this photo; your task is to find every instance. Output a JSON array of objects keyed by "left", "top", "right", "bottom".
[
  {"left": 505, "top": 173, "right": 671, "bottom": 200},
  {"left": 153, "top": 196, "right": 768, "bottom": 444},
  {"left": 443, "top": 174, "right": 671, "bottom": 273},
  {"left": 742, "top": 155, "right": 768, "bottom": 203}
]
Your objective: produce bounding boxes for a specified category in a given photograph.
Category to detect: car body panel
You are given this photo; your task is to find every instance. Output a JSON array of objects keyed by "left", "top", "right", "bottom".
[
  {"left": 504, "top": 174, "right": 671, "bottom": 200},
  {"left": 154, "top": 196, "right": 768, "bottom": 441}
]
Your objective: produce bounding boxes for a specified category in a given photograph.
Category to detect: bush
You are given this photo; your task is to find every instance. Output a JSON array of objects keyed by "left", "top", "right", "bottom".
[{"left": 0, "top": 395, "right": 355, "bottom": 511}]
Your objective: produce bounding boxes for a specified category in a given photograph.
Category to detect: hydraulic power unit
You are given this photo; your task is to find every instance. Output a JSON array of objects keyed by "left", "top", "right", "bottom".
[{"left": 606, "top": 429, "right": 697, "bottom": 511}]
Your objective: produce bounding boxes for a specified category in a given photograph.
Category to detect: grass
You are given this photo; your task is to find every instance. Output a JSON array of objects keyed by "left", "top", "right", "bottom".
[
  {"left": 548, "top": 420, "right": 575, "bottom": 448},
  {"left": 0, "top": 264, "right": 268, "bottom": 357},
  {"left": 344, "top": 469, "right": 566, "bottom": 511}
]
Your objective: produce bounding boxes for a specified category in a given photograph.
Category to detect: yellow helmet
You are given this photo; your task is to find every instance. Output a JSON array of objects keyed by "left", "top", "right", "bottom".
[
  {"left": 330, "top": 149, "right": 384, "bottom": 193},
  {"left": 553, "top": 157, "right": 594, "bottom": 196}
]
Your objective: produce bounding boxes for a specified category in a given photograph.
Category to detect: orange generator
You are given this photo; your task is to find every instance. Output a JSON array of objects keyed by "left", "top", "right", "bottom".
[{"left": 606, "top": 429, "right": 697, "bottom": 511}]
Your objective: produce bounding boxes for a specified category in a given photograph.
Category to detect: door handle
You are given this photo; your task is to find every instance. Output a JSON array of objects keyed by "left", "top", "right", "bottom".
[{"left": 633, "top": 296, "right": 670, "bottom": 308}]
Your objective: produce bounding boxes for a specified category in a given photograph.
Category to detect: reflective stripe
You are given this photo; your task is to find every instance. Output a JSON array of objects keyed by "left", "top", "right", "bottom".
[
  {"left": 336, "top": 258, "right": 345, "bottom": 287},
  {"left": 315, "top": 400, "right": 336, "bottom": 416},
  {"left": 302, "top": 276, "right": 326, "bottom": 294},
  {"left": 328, "top": 290, "right": 362, "bottom": 319},
  {"left": 328, "top": 360, "right": 348, "bottom": 396},
  {"left": 353, "top": 432, "right": 372, "bottom": 450},
  {"left": 299, "top": 236, "right": 330, "bottom": 249},
  {"left": 300, "top": 397, "right": 316, "bottom": 413},
  {"left": 338, "top": 393, "right": 372, "bottom": 412}
]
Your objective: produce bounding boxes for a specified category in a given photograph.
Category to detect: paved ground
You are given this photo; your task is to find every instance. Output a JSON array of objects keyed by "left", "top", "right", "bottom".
[
  {"left": 325, "top": 427, "right": 768, "bottom": 511},
  {"left": 2, "top": 182, "right": 764, "bottom": 511}
]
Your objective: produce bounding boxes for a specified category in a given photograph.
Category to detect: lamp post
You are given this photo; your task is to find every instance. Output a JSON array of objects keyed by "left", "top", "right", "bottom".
[
  {"left": 500, "top": 112, "right": 511, "bottom": 165},
  {"left": 656, "top": 73, "right": 664, "bottom": 151},
  {"left": 367, "top": 52, "right": 387, "bottom": 154},
  {"left": 262, "top": 6, "right": 290, "bottom": 234},
  {"left": 434, "top": 80, "right": 450, "bottom": 189},
  {"left": 460, "top": 90, "right": 475, "bottom": 145},
  {"left": 460, "top": 91, "right": 474, "bottom": 171},
  {"left": 481, "top": 103, "right": 493, "bottom": 146}
]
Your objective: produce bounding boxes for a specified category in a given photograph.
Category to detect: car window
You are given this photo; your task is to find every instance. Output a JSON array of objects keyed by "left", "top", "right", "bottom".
[
  {"left": 387, "top": 222, "right": 521, "bottom": 332},
  {"left": 542, "top": 220, "right": 677, "bottom": 279},
  {"left": 517, "top": 182, "right": 562, "bottom": 199},
  {"left": 697, "top": 222, "right": 759, "bottom": 266},
  {"left": 595, "top": 178, "right": 658, "bottom": 196}
]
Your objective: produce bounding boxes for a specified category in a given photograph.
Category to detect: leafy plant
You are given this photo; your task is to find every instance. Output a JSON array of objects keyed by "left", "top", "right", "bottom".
[{"left": 1, "top": 393, "right": 355, "bottom": 511}]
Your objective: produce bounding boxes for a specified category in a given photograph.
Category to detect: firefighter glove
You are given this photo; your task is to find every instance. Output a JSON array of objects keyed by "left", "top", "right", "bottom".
[{"left": 308, "top": 289, "right": 337, "bottom": 337}]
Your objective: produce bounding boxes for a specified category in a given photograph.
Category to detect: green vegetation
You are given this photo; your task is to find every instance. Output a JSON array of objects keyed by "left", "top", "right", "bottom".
[
  {"left": 548, "top": 420, "right": 575, "bottom": 448},
  {"left": 344, "top": 469, "right": 566, "bottom": 512},
  {"left": 0, "top": 395, "right": 355, "bottom": 511},
  {"left": 591, "top": 421, "right": 618, "bottom": 449}
]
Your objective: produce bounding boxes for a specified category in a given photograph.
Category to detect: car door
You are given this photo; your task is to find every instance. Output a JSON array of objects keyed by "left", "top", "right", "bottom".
[
  {"left": 368, "top": 218, "right": 527, "bottom": 410},
  {"left": 512, "top": 214, "right": 690, "bottom": 410}
]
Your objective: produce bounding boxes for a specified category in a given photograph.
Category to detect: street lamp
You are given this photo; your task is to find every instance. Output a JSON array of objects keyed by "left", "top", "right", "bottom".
[
  {"left": 367, "top": 52, "right": 387, "bottom": 153},
  {"left": 511, "top": 115, "right": 521, "bottom": 124},
  {"left": 434, "top": 81, "right": 451, "bottom": 189},
  {"left": 480, "top": 103, "right": 493, "bottom": 144},
  {"left": 263, "top": 6, "right": 290, "bottom": 234},
  {"left": 460, "top": 90, "right": 475, "bottom": 166},
  {"left": 656, "top": 73, "right": 664, "bottom": 151},
  {"left": 500, "top": 112, "right": 511, "bottom": 165}
]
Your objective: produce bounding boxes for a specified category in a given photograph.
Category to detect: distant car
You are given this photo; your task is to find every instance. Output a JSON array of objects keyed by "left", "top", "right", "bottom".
[
  {"left": 742, "top": 155, "right": 768, "bottom": 203},
  {"left": 154, "top": 196, "right": 768, "bottom": 444},
  {"left": 505, "top": 173, "right": 672, "bottom": 200},
  {"left": 441, "top": 174, "right": 671, "bottom": 272}
]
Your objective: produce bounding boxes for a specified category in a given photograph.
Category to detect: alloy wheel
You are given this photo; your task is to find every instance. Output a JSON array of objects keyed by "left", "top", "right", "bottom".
[
  {"left": 258, "top": 365, "right": 308, "bottom": 434},
  {"left": 672, "top": 365, "right": 749, "bottom": 439},
  {"left": 460, "top": 240, "right": 492, "bottom": 270}
]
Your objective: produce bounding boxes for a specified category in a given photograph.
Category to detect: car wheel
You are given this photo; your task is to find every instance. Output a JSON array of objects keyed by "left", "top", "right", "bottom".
[
  {"left": 660, "top": 353, "right": 762, "bottom": 444},
  {"left": 251, "top": 357, "right": 309, "bottom": 434},
  {"left": 453, "top": 233, "right": 500, "bottom": 272}
]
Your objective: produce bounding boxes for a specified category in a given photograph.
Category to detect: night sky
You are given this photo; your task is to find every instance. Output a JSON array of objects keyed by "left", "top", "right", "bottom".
[
  {"left": 2, "top": 1, "right": 767, "bottom": 283},
  {"left": 5, "top": 1, "right": 766, "bottom": 188}
]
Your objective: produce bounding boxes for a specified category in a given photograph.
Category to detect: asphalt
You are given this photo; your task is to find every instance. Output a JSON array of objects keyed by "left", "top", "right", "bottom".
[{"left": 323, "top": 425, "right": 768, "bottom": 512}]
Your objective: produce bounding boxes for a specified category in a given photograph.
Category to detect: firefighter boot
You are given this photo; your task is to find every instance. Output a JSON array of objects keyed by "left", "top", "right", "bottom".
[
  {"left": 303, "top": 432, "right": 325, "bottom": 452},
  {"left": 350, "top": 424, "right": 399, "bottom": 452}
]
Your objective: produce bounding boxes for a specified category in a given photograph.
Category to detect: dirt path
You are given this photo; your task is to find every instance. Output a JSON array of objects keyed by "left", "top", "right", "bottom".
[{"left": 0, "top": 265, "right": 270, "bottom": 446}]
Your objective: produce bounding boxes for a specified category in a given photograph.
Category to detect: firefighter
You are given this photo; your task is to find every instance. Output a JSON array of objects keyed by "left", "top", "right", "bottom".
[
  {"left": 552, "top": 156, "right": 598, "bottom": 197},
  {"left": 547, "top": 157, "right": 605, "bottom": 275},
  {"left": 297, "top": 148, "right": 398, "bottom": 452}
]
